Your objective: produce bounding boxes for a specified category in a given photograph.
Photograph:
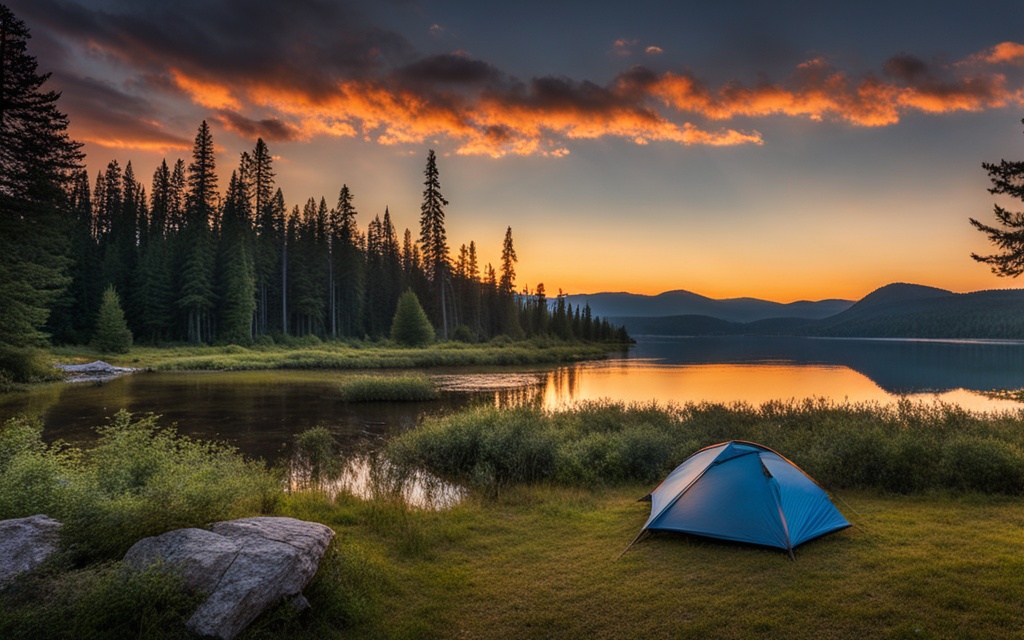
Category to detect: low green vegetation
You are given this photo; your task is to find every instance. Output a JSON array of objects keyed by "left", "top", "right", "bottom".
[
  {"left": 388, "top": 399, "right": 1024, "bottom": 495},
  {"left": 338, "top": 374, "right": 438, "bottom": 402},
  {"left": 48, "top": 338, "right": 617, "bottom": 373},
  {"left": 5, "top": 403, "right": 1024, "bottom": 638},
  {"left": 0, "top": 412, "right": 279, "bottom": 562}
]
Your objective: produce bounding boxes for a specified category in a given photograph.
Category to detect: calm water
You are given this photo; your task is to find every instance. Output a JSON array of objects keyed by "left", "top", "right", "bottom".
[{"left": 3, "top": 337, "right": 1024, "bottom": 463}]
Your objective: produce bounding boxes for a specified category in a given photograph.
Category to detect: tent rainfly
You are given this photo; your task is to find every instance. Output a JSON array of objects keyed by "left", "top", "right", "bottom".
[{"left": 625, "top": 441, "right": 850, "bottom": 559}]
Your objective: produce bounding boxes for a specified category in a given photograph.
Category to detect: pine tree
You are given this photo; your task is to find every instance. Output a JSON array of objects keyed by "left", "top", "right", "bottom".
[
  {"left": 419, "top": 149, "right": 450, "bottom": 338},
  {"left": 499, "top": 226, "right": 517, "bottom": 295},
  {"left": 0, "top": 6, "right": 82, "bottom": 377},
  {"left": 332, "top": 185, "right": 364, "bottom": 337},
  {"left": 390, "top": 289, "right": 434, "bottom": 347},
  {"left": 179, "top": 121, "right": 219, "bottom": 342},
  {"left": 251, "top": 139, "right": 278, "bottom": 336},
  {"left": 92, "top": 285, "right": 132, "bottom": 353},
  {"left": 48, "top": 170, "right": 99, "bottom": 343},
  {"left": 970, "top": 118, "right": 1024, "bottom": 277},
  {"left": 217, "top": 170, "right": 256, "bottom": 344}
]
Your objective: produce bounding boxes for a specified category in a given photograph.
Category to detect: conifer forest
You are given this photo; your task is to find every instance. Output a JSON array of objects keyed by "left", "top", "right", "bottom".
[{"left": 0, "top": 5, "right": 626, "bottom": 382}]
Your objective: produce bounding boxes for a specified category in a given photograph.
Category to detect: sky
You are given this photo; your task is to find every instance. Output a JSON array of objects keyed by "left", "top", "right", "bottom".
[{"left": 9, "top": 0, "right": 1024, "bottom": 302}]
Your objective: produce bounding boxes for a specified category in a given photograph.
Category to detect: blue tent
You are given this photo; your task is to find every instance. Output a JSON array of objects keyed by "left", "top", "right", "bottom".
[{"left": 627, "top": 441, "right": 850, "bottom": 558}]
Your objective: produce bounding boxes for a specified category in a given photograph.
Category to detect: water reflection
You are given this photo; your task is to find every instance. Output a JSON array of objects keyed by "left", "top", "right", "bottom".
[
  {"left": 2, "top": 337, "right": 1023, "bottom": 474},
  {"left": 535, "top": 337, "right": 1024, "bottom": 413},
  {"left": 287, "top": 454, "right": 464, "bottom": 510}
]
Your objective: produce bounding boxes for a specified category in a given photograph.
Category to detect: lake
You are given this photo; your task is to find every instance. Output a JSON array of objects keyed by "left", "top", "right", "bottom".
[{"left": 3, "top": 336, "right": 1023, "bottom": 464}]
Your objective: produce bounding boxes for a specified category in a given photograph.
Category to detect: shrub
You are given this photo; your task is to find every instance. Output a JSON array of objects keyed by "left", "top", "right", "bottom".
[
  {"left": 290, "top": 427, "right": 342, "bottom": 491},
  {"left": 0, "top": 417, "right": 77, "bottom": 519},
  {"left": 0, "top": 345, "right": 62, "bottom": 386},
  {"left": 2, "top": 411, "right": 279, "bottom": 562},
  {"left": 0, "top": 561, "right": 200, "bottom": 640}
]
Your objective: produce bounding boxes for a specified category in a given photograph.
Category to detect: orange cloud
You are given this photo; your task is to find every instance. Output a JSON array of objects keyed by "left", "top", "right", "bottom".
[
  {"left": 156, "top": 41, "right": 1024, "bottom": 157},
  {"left": 170, "top": 68, "right": 242, "bottom": 110},
  {"left": 651, "top": 52, "right": 1021, "bottom": 126},
  {"left": 965, "top": 42, "right": 1024, "bottom": 66}
]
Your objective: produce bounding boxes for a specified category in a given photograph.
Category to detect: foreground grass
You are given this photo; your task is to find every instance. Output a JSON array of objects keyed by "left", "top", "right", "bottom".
[
  {"left": 6, "top": 404, "right": 1024, "bottom": 639},
  {"left": 48, "top": 338, "right": 617, "bottom": 373},
  {"left": 264, "top": 486, "right": 1024, "bottom": 640}
]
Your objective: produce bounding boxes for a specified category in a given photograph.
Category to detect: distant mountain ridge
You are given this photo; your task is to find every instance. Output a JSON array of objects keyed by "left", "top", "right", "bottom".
[
  {"left": 563, "top": 290, "right": 853, "bottom": 323},
  {"left": 594, "top": 283, "right": 1024, "bottom": 340}
]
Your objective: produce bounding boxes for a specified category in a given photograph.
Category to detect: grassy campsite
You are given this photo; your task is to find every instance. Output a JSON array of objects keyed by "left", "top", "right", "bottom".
[{"left": 3, "top": 400, "right": 1024, "bottom": 638}]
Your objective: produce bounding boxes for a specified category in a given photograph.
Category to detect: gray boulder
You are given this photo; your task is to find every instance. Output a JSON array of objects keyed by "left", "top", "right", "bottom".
[
  {"left": 124, "top": 516, "right": 334, "bottom": 640},
  {"left": 0, "top": 514, "right": 63, "bottom": 586}
]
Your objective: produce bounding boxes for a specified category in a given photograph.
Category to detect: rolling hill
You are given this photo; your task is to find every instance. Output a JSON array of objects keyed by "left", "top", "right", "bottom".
[
  {"left": 602, "top": 283, "right": 1024, "bottom": 340},
  {"left": 564, "top": 290, "right": 853, "bottom": 323}
]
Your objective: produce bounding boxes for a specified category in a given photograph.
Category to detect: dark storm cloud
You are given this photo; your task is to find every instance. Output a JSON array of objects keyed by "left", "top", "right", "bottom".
[
  {"left": 6, "top": 0, "right": 1022, "bottom": 156},
  {"left": 54, "top": 74, "right": 192, "bottom": 149},
  {"left": 212, "top": 110, "right": 301, "bottom": 142},
  {"left": 395, "top": 54, "right": 504, "bottom": 87},
  {"left": 883, "top": 54, "right": 930, "bottom": 82},
  {"left": 13, "top": 0, "right": 416, "bottom": 96}
]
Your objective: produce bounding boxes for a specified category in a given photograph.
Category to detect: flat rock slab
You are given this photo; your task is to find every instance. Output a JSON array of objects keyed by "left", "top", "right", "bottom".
[
  {"left": 56, "top": 360, "right": 139, "bottom": 382},
  {"left": 124, "top": 516, "right": 334, "bottom": 640},
  {"left": 0, "top": 515, "right": 63, "bottom": 586}
]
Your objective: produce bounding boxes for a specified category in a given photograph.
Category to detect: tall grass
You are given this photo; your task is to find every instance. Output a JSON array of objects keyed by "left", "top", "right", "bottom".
[
  {"left": 387, "top": 399, "right": 1024, "bottom": 494},
  {"left": 0, "top": 411, "right": 280, "bottom": 562},
  {"left": 337, "top": 374, "right": 438, "bottom": 402}
]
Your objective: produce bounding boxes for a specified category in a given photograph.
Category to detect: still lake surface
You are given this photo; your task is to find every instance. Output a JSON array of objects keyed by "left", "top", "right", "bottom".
[{"left": 3, "top": 336, "right": 1024, "bottom": 464}]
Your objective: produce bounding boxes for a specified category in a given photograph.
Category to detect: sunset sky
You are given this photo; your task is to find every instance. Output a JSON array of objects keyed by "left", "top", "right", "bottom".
[{"left": 10, "top": 0, "right": 1024, "bottom": 302}]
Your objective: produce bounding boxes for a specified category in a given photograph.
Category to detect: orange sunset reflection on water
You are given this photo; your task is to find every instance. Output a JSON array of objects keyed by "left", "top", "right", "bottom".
[{"left": 539, "top": 360, "right": 1024, "bottom": 414}]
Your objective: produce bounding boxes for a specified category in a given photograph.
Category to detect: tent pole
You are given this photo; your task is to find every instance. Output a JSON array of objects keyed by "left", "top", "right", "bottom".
[{"left": 616, "top": 530, "right": 649, "bottom": 560}]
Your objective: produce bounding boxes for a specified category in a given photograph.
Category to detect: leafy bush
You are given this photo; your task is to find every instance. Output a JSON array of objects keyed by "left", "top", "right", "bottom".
[
  {"left": 0, "top": 561, "right": 200, "bottom": 640},
  {"left": 0, "top": 345, "right": 62, "bottom": 387},
  {"left": 290, "top": 427, "right": 342, "bottom": 491},
  {"left": 0, "top": 411, "right": 279, "bottom": 562}
]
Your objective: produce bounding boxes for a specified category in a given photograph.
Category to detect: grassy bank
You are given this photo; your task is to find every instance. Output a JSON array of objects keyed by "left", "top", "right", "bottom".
[
  {"left": 47, "top": 338, "right": 619, "bottom": 374},
  {"left": 387, "top": 400, "right": 1024, "bottom": 495},
  {"left": 5, "top": 404, "right": 1024, "bottom": 638}
]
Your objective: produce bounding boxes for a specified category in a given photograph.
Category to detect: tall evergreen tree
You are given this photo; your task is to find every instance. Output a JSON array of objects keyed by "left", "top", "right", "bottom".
[
  {"left": 498, "top": 227, "right": 521, "bottom": 338},
  {"left": 332, "top": 184, "right": 364, "bottom": 337},
  {"left": 179, "top": 121, "right": 219, "bottom": 342},
  {"left": 970, "top": 119, "right": 1024, "bottom": 278},
  {"left": 251, "top": 139, "right": 278, "bottom": 336},
  {"left": 217, "top": 170, "right": 256, "bottom": 343},
  {"left": 0, "top": 5, "right": 83, "bottom": 373},
  {"left": 48, "top": 169, "right": 98, "bottom": 343},
  {"left": 419, "top": 149, "right": 451, "bottom": 338}
]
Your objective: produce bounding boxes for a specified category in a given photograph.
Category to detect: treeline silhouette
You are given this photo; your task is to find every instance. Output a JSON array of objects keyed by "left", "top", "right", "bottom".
[{"left": 47, "top": 125, "right": 628, "bottom": 346}]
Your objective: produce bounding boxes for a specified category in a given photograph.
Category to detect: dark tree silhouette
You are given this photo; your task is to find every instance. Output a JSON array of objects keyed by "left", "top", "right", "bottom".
[
  {"left": 419, "top": 149, "right": 451, "bottom": 338},
  {"left": 970, "top": 118, "right": 1024, "bottom": 278},
  {"left": 0, "top": 5, "right": 82, "bottom": 376}
]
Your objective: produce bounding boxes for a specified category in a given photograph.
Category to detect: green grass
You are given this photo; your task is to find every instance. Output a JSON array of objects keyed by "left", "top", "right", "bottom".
[
  {"left": 387, "top": 400, "right": 1024, "bottom": 495},
  {"left": 6, "top": 403, "right": 1024, "bottom": 639},
  {"left": 338, "top": 374, "right": 438, "bottom": 402},
  {"left": 47, "top": 338, "right": 616, "bottom": 373},
  {"left": 254, "top": 486, "right": 1024, "bottom": 640}
]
